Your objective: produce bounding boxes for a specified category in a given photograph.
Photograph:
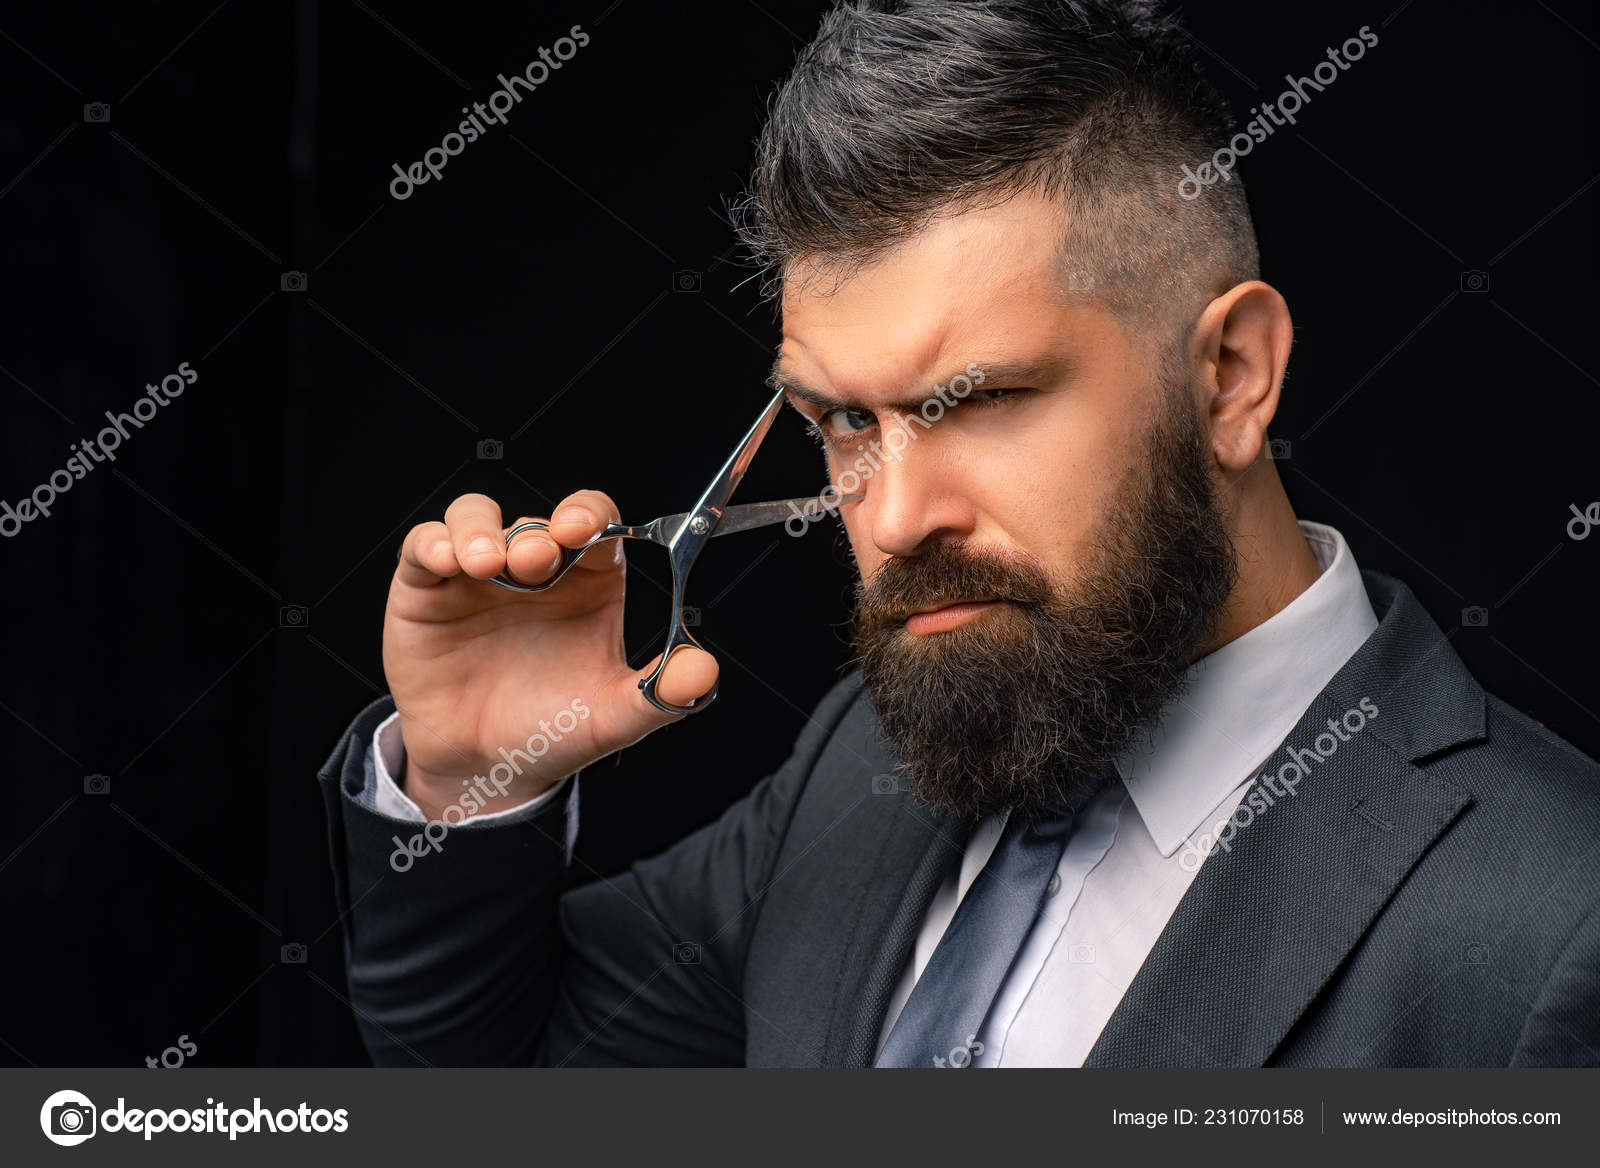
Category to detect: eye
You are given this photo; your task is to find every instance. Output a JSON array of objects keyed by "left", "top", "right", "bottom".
[
  {"left": 817, "top": 406, "right": 877, "bottom": 441},
  {"left": 967, "top": 386, "right": 1025, "bottom": 407},
  {"left": 803, "top": 386, "right": 1026, "bottom": 449}
]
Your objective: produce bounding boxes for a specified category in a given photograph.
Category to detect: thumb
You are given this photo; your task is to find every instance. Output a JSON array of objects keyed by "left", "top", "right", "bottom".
[{"left": 600, "top": 645, "right": 720, "bottom": 735}]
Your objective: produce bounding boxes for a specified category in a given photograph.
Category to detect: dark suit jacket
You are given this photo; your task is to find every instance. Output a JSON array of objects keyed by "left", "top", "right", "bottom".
[{"left": 318, "top": 571, "right": 1600, "bottom": 1066}]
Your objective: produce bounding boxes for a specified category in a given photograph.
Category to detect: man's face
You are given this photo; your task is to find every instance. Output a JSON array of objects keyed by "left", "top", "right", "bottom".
[
  {"left": 778, "top": 191, "right": 1152, "bottom": 600},
  {"left": 776, "top": 189, "right": 1239, "bottom": 820}
]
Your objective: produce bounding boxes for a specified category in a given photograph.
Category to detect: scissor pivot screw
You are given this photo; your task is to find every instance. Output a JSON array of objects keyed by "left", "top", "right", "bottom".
[{"left": 689, "top": 516, "right": 711, "bottom": 535}]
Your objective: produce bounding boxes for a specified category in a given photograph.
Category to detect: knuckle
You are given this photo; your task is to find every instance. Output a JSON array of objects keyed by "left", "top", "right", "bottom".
[
  {"left": 445, "top": 492, "right": 495, "bottom": 521},
  {"left": 564, "top": 489, "right": 618, "bottom": 521}
]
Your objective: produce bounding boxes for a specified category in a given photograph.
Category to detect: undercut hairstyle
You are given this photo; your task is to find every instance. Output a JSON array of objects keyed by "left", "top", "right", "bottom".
[{"left": 733, "top": 0, "right": 1261, "bottom": 346}]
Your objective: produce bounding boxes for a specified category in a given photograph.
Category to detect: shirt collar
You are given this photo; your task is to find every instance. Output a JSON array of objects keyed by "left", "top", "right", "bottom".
[{"left": 1115, "top": 521, "right": 1378, "bottom": 857}]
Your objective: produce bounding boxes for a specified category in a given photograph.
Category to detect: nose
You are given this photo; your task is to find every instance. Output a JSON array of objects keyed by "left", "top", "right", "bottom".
[{"left": 854, "top": 417, "right": 977, "bottom": 559}]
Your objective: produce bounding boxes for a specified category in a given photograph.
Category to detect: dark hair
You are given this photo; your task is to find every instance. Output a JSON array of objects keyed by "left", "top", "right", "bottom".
[{"left": 733, "top": 0, "right": 1260, "bottom": 340}]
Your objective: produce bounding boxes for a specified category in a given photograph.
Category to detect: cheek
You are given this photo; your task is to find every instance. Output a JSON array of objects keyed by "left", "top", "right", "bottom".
[
  {"left": 820, "top": 446, "right": 855, "bottom": 489},
  {"left": 963, "top": 407, "right": 1136, "bottom": 566}
]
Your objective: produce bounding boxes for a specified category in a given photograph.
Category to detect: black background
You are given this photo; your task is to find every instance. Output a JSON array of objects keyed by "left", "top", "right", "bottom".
[{"left": 1, "top": 0, "right": 1595, "bottom": 1068}]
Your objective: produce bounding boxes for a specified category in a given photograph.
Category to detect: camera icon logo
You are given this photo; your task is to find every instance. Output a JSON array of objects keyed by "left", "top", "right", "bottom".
[
  {"left": 280, "top": 270, "right": 308, "bottom": 292},
  {"left": 1463, "top": 942, "right": 1489, "bottom": 964},
  {"left": 671, "top": 269, "right": 702, "bottom": 293},
  {"left": 83, "top": 102, "right": 110, "bottom": 124},
  {"left": 1267, "top": 438, "right": 1291, "bottom": 460},
  {"left": 40, "top": 1090, "right": 97, "bottom": 1146},
  {"left": 871, "top": 773, "right": 904, "bottom": 795},
  {"left": 672, "top": 941, "right": 701, "bottom": 964},
  {"left": 1461, "top": 605, "right": 1489, "bottom": 628},
  {"left": 1459, "top": 269, "right": 1490, "bottom": 293},
  {"left": 83, "top": 773, "right": 111, "bottom": 795},
  {"left": 681, "top": 606, "right": 701, "bottom": 627},
  {"left": 281, "top": 942, "right": 308, "bottom": 964},
  {"left": 279, "top": 605, "right": 308, "bottom": 628},
  {"left": 476, "top": 438, "right": 504, "bottom": 460}
]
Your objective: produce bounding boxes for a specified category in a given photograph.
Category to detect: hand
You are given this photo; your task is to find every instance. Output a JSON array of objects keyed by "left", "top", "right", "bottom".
[{"left": 382, "top": 490, "right": 719, "bottom": 819}]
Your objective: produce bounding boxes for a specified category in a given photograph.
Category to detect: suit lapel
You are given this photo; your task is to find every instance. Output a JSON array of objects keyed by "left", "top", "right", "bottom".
[
  {"left": 823, "top": 798, "right": 969, "bottom": 1066},
  {"left": 1085, "top": 572, "right": 1482, "bottom": 1066},
  {"left": 744, "top": 690, "right": 970, "bottom": 1067}
]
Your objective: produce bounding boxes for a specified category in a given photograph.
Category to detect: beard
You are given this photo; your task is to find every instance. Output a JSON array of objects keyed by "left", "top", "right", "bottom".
[{"left": 850, "top": 364, "right": 1239, "bottom": 822}]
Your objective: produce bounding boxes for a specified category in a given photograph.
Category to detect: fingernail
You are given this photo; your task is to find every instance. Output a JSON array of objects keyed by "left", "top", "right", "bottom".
[
  {"left": 552, "top": 507, "right": 588, "bottom": 526},
  {"left": 466, "top": 536, "right": 498, "bottom": 559},
  {"left": 430, "top": 539, "right": 453, "bottom": 560}
]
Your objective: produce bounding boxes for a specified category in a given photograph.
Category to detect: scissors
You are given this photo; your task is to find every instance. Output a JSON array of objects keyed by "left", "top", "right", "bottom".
[{"left": 490, "top": 385, "right": 860, "bottom": 716}]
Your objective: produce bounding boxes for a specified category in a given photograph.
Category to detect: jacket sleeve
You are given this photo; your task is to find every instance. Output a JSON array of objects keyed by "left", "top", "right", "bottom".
[
  {"left": 317, "top": 675, "right": 864, "bottom": 1066},
  {"left": 1510, "top": 898, "right": 1600, "bottom": 1066}
]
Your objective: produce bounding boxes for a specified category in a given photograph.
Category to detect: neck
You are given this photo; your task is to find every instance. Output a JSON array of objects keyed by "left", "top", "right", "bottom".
[{"left": 1196, "top": 458, "right": 1322, "bottom": 661}]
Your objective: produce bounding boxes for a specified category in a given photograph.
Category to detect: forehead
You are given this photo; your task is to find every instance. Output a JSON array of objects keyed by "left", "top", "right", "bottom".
[{"left": 777, "top": 191, "right": 1120, "bottom": 401}]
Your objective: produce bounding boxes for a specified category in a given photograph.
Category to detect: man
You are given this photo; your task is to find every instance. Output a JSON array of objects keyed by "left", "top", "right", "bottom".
[{"left": 319, "top": 0, "right": 1600, "bottom": 1066}]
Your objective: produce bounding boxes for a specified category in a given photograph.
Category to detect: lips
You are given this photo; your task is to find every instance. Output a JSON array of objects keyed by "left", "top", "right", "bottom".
[
  {"left": 902, "top": 599, "right": 1001, "bottom": 635},
  {"left": 904, "top": 598, "right": 997, "bottom": 620}
]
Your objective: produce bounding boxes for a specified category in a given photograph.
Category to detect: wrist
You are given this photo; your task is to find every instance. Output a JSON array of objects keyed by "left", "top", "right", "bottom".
[{"left": 403, "top": 758, "right": 558, "bottom": 821}]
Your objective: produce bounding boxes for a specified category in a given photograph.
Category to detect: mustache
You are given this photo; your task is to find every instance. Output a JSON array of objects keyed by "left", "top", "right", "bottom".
[{"left": 854, "top": 542, "right": 1055, "bottom": 631}]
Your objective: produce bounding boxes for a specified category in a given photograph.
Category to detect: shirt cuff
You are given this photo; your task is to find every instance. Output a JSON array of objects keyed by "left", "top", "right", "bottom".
[{"left": 366, "top": 709, "right": 575, "bottom": 824}]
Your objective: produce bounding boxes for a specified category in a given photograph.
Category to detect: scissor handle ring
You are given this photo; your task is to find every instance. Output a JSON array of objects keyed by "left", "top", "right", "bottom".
[
  {"left": 636, "top": 617, "right": 720, "bottom": 710},
  {"left": 639, "top": 642, "right": 719, "bottom": 716},
  {"left": 488, "top": 521, "right": 718, "bottom": 716},
  {"left": 489, "top": 520, "right": 601, "bottom": 593}
]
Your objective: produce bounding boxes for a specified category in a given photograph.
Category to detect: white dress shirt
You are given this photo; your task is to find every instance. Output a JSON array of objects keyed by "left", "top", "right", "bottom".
[
  {"left": 875, "top": 520, "right": 1378, "bottom": 1065},
  {"left": 366, "top": 521, "right": 1377, "bottom": 1067}
]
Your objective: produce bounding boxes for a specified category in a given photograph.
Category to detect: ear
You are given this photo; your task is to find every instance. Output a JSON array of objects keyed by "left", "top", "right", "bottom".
[{"left": 1191, "top": 281, "right": 1293, "bottom": 475}]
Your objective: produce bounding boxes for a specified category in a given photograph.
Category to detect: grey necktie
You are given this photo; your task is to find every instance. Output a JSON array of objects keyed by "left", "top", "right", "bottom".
[{"left": 874, "top": 801, "right": 1081, "bottom": 1068}]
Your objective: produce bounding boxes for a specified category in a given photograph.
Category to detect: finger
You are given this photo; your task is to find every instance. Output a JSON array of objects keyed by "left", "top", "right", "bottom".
[
  {"left": 444, "top": 493, "right": 508, "bottom": 579},
  {"left": 397, "top": 520, "right": 460, "bottom": 587},
  {"left": 503, "top": 517, "right": 564, "bottom": 587},
  {"left": 644, "top": 646, "right": 720, "bottom": 713},
  {"left": 596, "top": 646, "right": 720, "bottom": 747},
  {"left": 547, "top": 489, "right": 627, "bottom": 576},
  {"left": 546, "top": 489, "right": 620, "bottom": 546}
]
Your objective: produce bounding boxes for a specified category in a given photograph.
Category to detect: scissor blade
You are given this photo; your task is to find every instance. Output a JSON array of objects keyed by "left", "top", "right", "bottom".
[
  {"left": 710, "top": 493, "right": 864, "bottom": 536},
  {"left": 667, "top": 385, "right": 790, "bottom": 547},
  {"left": 641, "top": 494, "right": 860, "bottom": 546}
]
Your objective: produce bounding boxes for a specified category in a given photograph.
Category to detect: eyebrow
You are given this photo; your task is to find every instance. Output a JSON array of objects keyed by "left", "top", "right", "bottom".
[{"left": 767, "top": 357, "right": 1071, "bottom": 415}]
